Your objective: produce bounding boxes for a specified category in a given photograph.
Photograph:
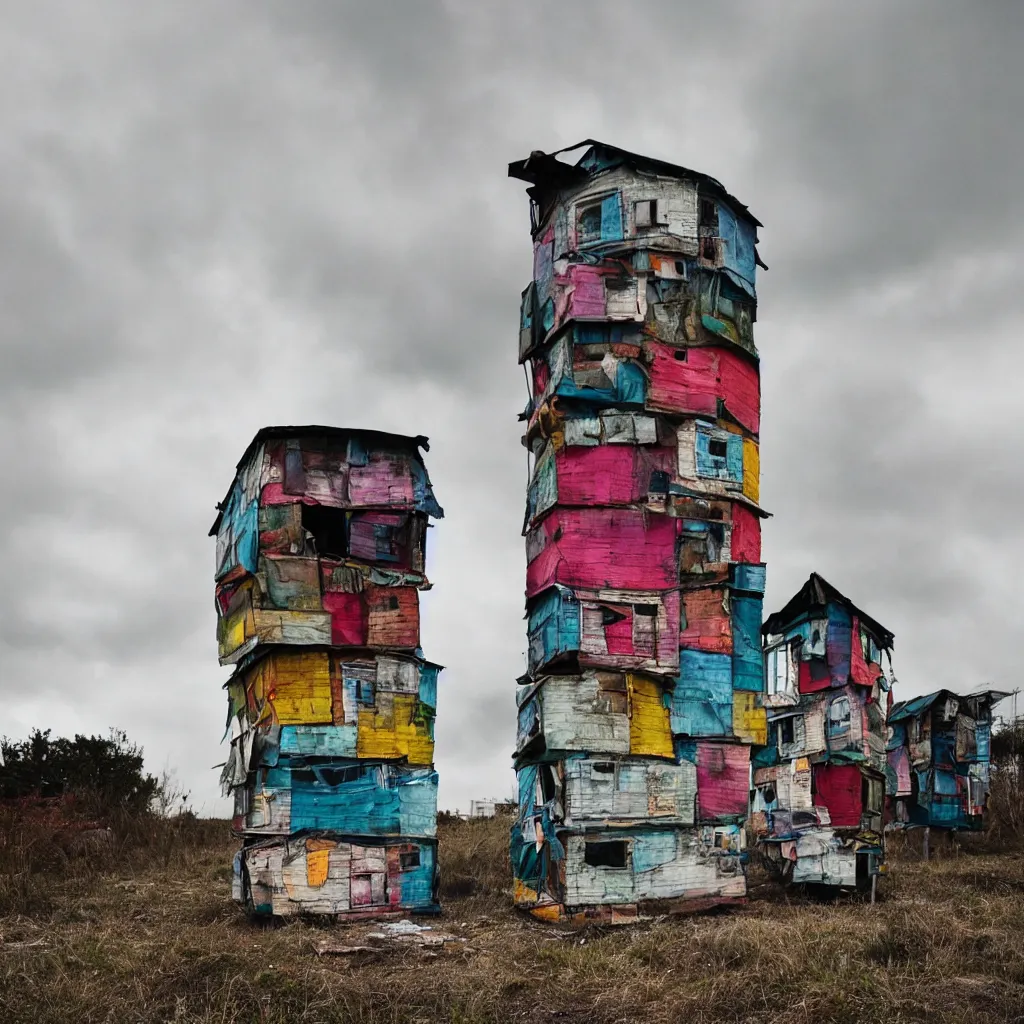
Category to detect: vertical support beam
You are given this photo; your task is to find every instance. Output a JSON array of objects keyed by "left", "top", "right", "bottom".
[{"left": 922, "top": 826, "right": 930, "bottom": 862}]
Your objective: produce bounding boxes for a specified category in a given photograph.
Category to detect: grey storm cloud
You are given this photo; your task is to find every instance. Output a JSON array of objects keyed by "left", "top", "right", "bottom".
[{"left": 1, "top": 0, "right": 1023, "bottom": 812}]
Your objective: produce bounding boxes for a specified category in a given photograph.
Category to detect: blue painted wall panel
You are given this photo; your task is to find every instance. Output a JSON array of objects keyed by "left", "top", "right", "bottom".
[
  {"left": 694, "top": 426, "right": 743, "bottom": 482},
  {"left": 731, "top": 563, "right": 766, "bottom": 595},
  {"left": 279, "top": 725, "right": 358, "bottom": 759},
  {"left": 671, "top": 651, "right": 732, "bottom": 736},
  {"left": 528, "top": 587, "right": 581, "bottom": 674},
  {"left": 288, "top": 764, "right": 438, "bottom": 837},
  {"left": 600, "top": 193, "right": 623, "bottom": 241},
  {"left": 731, "top": 595, "right": 763, "bottom": 692}
]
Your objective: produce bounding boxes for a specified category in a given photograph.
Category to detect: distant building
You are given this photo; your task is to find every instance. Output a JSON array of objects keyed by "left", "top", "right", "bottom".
[
  {"left": 753, "top": 574, "right": 893, "bottom": 889},
  {"left": 886, "top": 688, "right": 1008, "bottom": 830},
  {"left": 469, "top": 799, "right": 498, "bottom": 818},
  {"left": 508, "top": 140, "right": 765, "bottom": 921}
]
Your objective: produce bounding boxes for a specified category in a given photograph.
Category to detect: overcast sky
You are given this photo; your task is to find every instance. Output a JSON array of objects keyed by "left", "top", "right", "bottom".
[{"left": 2, "top": 1, "right": 1023, "bottom": 814}]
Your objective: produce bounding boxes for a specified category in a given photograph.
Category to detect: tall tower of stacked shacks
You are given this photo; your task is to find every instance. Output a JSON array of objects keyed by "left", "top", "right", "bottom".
[
  {"left": 508, "top": 142, "right": 767, "bottom": 921},
  {"left": 212, "top": 426, "right": 444, "bottom": 917},
  {"left": 887, "top": 687, "right": 1008, "bottom": 839},
  {"left": 753, "top": 574, "right": 893, "bottom": 888}
]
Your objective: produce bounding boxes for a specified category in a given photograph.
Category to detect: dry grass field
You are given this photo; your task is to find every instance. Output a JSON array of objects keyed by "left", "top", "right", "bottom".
[{"left": 2, "top": 810, "right": 1024, "bottom": 1024}]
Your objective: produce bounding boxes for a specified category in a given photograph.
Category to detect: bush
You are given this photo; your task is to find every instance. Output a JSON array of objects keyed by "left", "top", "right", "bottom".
[{"left": 0, "top": 728, "right": 159, "bottom": 811}]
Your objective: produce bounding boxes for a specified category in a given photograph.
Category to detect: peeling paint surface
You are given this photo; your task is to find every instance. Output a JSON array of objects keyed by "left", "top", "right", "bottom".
[
  {"left": 510, "top": 141, "right": 763, "bottom": 917},
  {"left": 215, "top": 427, "right": 443, "bottom": 917}
]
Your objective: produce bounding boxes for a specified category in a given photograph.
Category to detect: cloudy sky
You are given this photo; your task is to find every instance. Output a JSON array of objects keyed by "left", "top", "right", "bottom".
[{"left": 2, "top": 1, "right": 1022, "bottom": 813}]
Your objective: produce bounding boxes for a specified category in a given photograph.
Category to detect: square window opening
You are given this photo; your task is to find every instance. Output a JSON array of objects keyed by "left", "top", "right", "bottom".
[
  {"left": 708, "top": 438, "right": 729, "bottom": 459},
  {"left": 584, "top": 840, "right": 628, "bottom": 869},
  {"left": 400, "top": 850, "right": 421, "bottom": 870},
  {"left": 301, "top": 504, "right": 348, "bottom": 559}
]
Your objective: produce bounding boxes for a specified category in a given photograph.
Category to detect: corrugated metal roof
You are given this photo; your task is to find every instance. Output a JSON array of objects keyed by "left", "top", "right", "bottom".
[
  {"left": 508, "top": 140, "right": 761, "bottom": 228},
  {"left": 762, "top": 572, "right": 894, "bottom": 647},
  {"left": 209, "top": 425, "right": 432, "bottom": 535}
]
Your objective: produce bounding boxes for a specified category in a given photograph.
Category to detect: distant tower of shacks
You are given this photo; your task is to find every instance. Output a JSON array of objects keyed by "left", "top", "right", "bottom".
[
  {"left": 754, "top": 574, "right": 893, "bottom": 888},
  {"left": 212, "top": 426, "right": 443, "bottom": 918},
  {"left": 887, "top": 687, "right": 1007, "bottom": 836},
  {"left": 508, "top": 142, "right": 767, "bottom": 921}
]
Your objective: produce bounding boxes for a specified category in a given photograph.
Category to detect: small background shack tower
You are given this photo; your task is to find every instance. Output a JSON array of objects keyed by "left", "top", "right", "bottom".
[
  {"left": 509, "top": 141, "right": 767, "bottom": 921},
  {"left": 212, "top": 426, "right": 443, "bottom": 918},
  {"left": 754, "top": 573, "right": 893, "bottom": 889}
]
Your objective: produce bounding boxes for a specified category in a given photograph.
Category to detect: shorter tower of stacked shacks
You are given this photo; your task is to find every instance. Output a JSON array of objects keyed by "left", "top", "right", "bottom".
[
  {"left": 753, "top": 574, "right": 893, "bottom": 889},
  {"left": 212, "top": 426, "right": 444, "bottom": 918},
  {"left": 508, "top": 141, "right": 768, "bottom": 922},
  {"left": 886, "top": 688, "right": 1008, "bottom": 835}
]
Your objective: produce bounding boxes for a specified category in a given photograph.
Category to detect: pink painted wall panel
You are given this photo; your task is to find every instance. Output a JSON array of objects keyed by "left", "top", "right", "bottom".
[
  {"left": 348, "top": 457, "right": 415, "bottom": 507},
  {"left": 567, "top": 265, "right": 610, "bottom": 319},
  {"left": 813, "top": 764, "right": 863, "bottom": 827},
  {"left": 696, "top": 742, "right": 750, "bottom": 819},
  {"left": 731, "top": 505, "right": 762, "bottom": 563},
  {"left": 525, "top": 508, "right": 679, "bottom": 597},
  {"left": 658, "top": 590, "right": 681, "bottom": 666},
  {"left": 555, "top": 446, "right": 674, "bottom": 507},
  {"left": 322, "top": 591, "right": 367, "bottom": 646},
  {"left": 717, "top": 348, "right": 760, "bottom": 434},
  {"left": 646, "top": 343, "right": 720, "bottom": 416},
  {"left": 603, "top": 608, "right": 634, "bottom": 655}
]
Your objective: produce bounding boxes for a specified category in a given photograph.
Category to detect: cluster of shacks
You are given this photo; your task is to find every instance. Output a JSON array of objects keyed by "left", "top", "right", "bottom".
[
  {"left": 887, "top": 688, "right": 1007, "bottom": 831},
  {"left": 753, "top": 575, "right": 894, "bottom": 888},
  {"left": 212, "top": 426, "right": 444, "bottom": 917},
  {"left": 507, "top": 141, "right": 768, "bottom": 921}
]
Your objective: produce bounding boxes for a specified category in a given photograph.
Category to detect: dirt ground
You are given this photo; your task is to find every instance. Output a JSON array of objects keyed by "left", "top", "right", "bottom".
[{"left": 2, "top": 816, "right": 1023, "bottom": 1023}]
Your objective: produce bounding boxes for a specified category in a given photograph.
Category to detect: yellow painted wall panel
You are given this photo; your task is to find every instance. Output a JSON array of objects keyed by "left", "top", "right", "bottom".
[
  {"left": 266, "top": 651, "right": 333, "bottom": 725},
  {"left": 743, "top": 437, "right": 760, "bottom": 504},
  {"left": 357, "top": 693, "right": 434, "bottom": 763},
  {"left": 733, "top": 691, "right": 767, "bottom": 745},
  {"left": 627, "top": 675, "right": 674, "bottom": 758}
]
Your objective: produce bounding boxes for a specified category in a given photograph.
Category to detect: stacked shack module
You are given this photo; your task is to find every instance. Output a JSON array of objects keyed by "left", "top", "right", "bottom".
[
  {"left": 887, "top": 688, "right": 1007, "bottom": 832},
  {"left": 212, "top": 427, "right": 444, "bottom": 918},
  {"left": 754, "top": 574, "right": 893, "bottom": 888},
  {"left": 508, "top": 141, "right": 767, "bottom": 921}
]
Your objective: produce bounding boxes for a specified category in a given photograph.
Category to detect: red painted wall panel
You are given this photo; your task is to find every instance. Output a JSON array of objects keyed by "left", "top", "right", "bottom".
[
  {"left": 813, "top": 764, "right": 863, "bottom": 827},
  {"left": 696, "top": 742, "right": 750, "bottom": 819},
  {"left": 731, "top": 505, "right": 762, "bottom": 563}
]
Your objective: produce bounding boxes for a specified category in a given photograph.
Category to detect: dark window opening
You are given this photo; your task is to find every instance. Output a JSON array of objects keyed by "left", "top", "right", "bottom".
[
  {"left": 673, "top": 349, "right": 687, "bottom": 361},
  {"left": 592, "top": 762, "right": 615, "bottom": 774},
  {"left": 388, "top": 595, "right": 400, "bottom": 610},
  {"left": 539, "top": 765, "right": 557, "bottom": 803},
  {"left": 708, "top": 439, "right": 729, "bottom": 459},
  {"left": 699, "top": 198, "right": 717, "bottom": 227},
  {"left": 634, "top": 604, "right": 658, "bottom": 617},
  {"left": 400, "top": 850, "right": 421, "bottom": 870},
  {"left": 600, "top": 606, "right": 627, "bottom": 627},
  {"left": 701, "top": 236, "right": 719, "bottom": 261},
  {"left": 578, "top": 204, "right": 602, "bottom": 243},
  {"left": 319, "top": 766, "right": 362, "bottom": 787},
  {"left": 649, "top": 470, "right": 670, "bottom": 494},
  {"left": 584, "top": 840, "right": 628, "bottom": 868},
  {"left": 779, "top": 717, "right": 796, "bottom": 746},
  {"left": 301, "top": 504, "right": 348, "bottom": 559},
  {"left": 675, "top": 260, "right": 686, "bottom": 275},
  {"left": 762, "top": 786, "right": 777, "bottom": 806}
]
